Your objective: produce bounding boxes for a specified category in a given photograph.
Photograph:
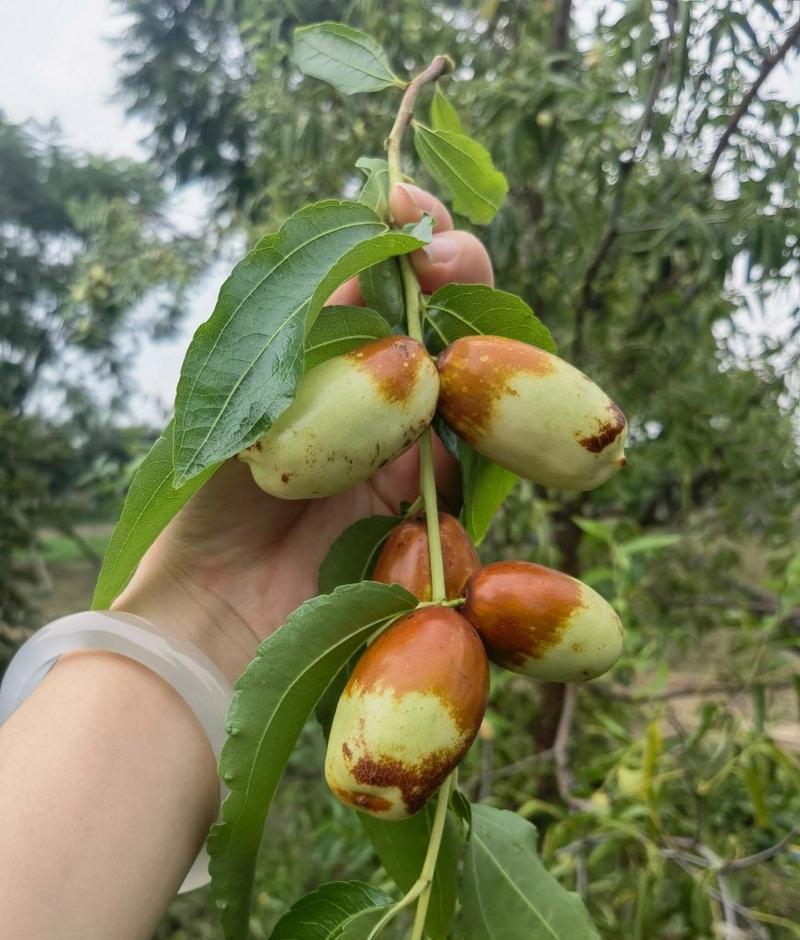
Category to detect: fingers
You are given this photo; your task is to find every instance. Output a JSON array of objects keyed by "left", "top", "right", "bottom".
[
  {"left": 389, "top": 183, "right": 454, "bottom": 232},
  {"left": 326, "top": 277, "right": 362, "bottom": 307},
  {"left": 326, "top": 184, "right": 494, "bottom": 307},
  {"left": 412, "top": 230, "right": 494, "bottom": 292},
  {"left": 389, "top": 183, "right": 493, "bottom": 292}
]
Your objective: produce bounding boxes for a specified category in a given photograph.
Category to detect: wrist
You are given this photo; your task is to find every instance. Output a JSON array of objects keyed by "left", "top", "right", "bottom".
[{"left": 111, "top": 552, "right": 256, "bottom": 686}]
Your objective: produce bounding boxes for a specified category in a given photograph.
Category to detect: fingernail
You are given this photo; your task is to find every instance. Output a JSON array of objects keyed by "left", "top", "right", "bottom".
[
  {"left": 423, "top": 234, "right": 458, "bottom": 264},
  {"left": 395, "top": 182, "right": 428, "bottom": 209}
]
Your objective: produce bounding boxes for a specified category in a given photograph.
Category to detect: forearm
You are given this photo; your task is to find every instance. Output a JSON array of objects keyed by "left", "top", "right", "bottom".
[{"left": 0, "top": 650, "right": 218, "bottom": 940}]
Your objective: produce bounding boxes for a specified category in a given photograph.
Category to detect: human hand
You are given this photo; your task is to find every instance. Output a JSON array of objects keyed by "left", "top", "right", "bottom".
[{"left": 113, "top": 184, "right": 494, "bottom": 683}]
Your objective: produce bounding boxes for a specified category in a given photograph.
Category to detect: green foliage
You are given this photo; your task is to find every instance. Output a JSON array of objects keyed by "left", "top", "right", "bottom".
[
  {"left": 359, "top": 806, "right": 463, "bottom": 940},
  {"left": 459, "top": 806, "right": 598, "bottom": 939},
  {"left": 293, "top": 23, "right": 402, "bottom": 96},
  {"left": 460, "top": 445, "right": 519, "bottom": 546},
  {"left": 305, "top": 306, "right": 392, "bottom": 370},
  {"left": 430, "top": 87, "right": 464, "bottom": 135},
  {"left": 172, "top": 200, "right": 428, "bottom": 484},
  {"left": 318, "top": 515, "right": 401, "bottom": 594},
  {"left": 92, "top": 422, "right": 219, "bottom": 609},
  {"left": 412, "top": 124, "right": 508, "bottom": 225},
  {"left": 208, "top": 581, "right": 417, "bottom": 940},
  {"left": 268, "top": 881, "right": 394, "bottom": 939},
  {"left": 424, "top": 283, "right": 555, "bottom": 355},
  {"left": 0, "top": 113, "right": 204, "bottom": 625}
]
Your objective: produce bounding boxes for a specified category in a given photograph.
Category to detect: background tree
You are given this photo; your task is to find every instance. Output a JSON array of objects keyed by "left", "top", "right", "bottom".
[{"left": 0, "top": 114, "right": 205, "bottom": 632}]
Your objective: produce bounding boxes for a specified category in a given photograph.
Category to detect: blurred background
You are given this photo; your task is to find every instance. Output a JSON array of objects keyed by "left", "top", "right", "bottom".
[{"left": 1, "top": 1, "right": 799, "bottom": 937}]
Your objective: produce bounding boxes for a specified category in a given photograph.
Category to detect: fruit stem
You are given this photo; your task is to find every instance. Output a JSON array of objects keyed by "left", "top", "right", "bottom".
[
  {"left": 409, "top": 771, "right": 455, "bottom": 940},
  {"left": 386, "top": 54, "right": 451, "bottom": 195},
  {"left": 385, "top": 55, "right": 450, "bottom": 606},
  {"left": 365, "top": 771, "right": 455, "bottom": 940}
]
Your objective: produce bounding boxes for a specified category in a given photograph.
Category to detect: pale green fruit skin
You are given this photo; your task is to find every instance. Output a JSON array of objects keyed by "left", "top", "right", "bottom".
[
  {"left": 325, "top": 608, "right": 489, "bottom": 820},
  {"left": 437, "top": 336, "right": 627, "bottom": 491},
  {"left": 239, "top": 336, "right": 439, "bottom": 499},
  {"left": 463, "top": 561, "right": 624, "bottom": 682}
]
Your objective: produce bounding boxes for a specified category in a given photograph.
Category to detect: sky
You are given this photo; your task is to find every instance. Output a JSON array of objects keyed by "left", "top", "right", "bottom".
[{"left": 1, "top": 1, "right": 798, "bottom": 423}]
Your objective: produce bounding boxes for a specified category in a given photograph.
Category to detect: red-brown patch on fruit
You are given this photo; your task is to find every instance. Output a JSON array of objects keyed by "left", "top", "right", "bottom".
[
  {"left": 346, "top": 335, "right": 428, "bottom": 404},
  {"left": 348, "top": 748, "right": 460, "bottom": 816},
  {"left": 577, "top": 400, "right": 627, "bottom": 453},
  {"left": 436, "top": 336, "right": 555, "bottom": 446},
  {"left": 372, "top": 513, "right": 479, "bottom": 601},
  {"left": 330, "top": 784, "right": 393, "bottom": 814},
  {"left": 463, "top": 561, "right": 585, "bottom": 668},
  {"left": 347, "top": 607, "right": 489, "bottom": 736}
]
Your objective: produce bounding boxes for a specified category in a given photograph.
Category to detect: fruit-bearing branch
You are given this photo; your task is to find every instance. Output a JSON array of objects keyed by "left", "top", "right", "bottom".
[{"left": 385, "top": 54, "right": 452, "bottom": 604}]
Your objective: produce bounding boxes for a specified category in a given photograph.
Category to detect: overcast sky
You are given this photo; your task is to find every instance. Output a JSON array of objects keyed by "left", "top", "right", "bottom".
[{"left": 1, "top": 2, "right": 798, "bottom": 423}]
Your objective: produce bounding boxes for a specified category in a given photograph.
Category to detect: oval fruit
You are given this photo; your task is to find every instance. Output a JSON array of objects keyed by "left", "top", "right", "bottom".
[
  {"left": 372, "top": 513, "right": 480, "bottom": 601},
  {"left": 463, "top": 560, "right": 623, "bottom": 682},
  {"left": 239, "top": 336, "right": 439, "bottom": 499},
  {"left": 436, "top": 336, "right": 627, "bottom": 491},
  {"left": 325, "top": 607, "right": 489, "bottom": 819}
]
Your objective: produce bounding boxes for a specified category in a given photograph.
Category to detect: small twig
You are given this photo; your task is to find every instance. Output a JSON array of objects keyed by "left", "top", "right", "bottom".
[
  {"left": 463, "top": 748, "right": 554, "bottom": 793},
  {"left": 553, "top": 684, "right": 592, "bottom": 812},
  {"left": 386, "top": 55, "right": 452, "bottom": 194},
  {"left": 704, "top": 16, "right": 800, "bottom": 179},
  {"left": 720, "top": 827, "right": 798, "bottom": 873},
  {"left": 551, "top": 0, "right": 573, "bottom": 55}
]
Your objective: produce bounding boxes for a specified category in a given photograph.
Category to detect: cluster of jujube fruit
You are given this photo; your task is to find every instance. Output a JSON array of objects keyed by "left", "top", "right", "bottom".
[{"left": 239, "top": 323, "right": 627, "bottom": 820}]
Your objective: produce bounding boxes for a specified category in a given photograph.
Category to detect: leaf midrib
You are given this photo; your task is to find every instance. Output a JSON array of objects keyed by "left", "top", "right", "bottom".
[
  {"left": 473, "top": 824, "right": 561, "bottom": 940},
  {"left": 301, "top": 31, "right": 395, "bottom": 86}
]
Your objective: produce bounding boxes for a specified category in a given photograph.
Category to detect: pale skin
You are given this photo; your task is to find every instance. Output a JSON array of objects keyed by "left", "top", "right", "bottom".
[{"left": 0, "top": 184, "right": 494, "bottom": 940}]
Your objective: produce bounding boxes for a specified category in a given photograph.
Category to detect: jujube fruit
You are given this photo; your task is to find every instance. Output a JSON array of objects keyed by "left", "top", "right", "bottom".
[
  {"left": 436, "top": 335, "right": 627, "bottom": 491},
  {"left": 462, "top": 560, "right": 623, "bottom": 682},
  {"left": 325, "top": 606, "right": 489, "bottom": 819},
  {"left": 239, "top": 336, "right": 439, "bottom": 498},
  {"left": 372, "top": 512, "right": 480, "bottom": 601}
]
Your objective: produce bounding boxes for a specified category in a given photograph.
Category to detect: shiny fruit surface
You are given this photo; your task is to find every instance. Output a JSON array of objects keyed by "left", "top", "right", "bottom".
[
  {"left": 372, "top": 513, "right": 480, "bottom": 601},
  {"left": 436, "top": 336, "right": 627, "bottom": 491},
  {"left": 325, "top": 606, "right": 489, "bottom": 819},
  {"left": 239, "top": 336, "right": 439, "bottom": 499},
  {"left": 463, "top": 560, "right": 623, "bottom": 682}
]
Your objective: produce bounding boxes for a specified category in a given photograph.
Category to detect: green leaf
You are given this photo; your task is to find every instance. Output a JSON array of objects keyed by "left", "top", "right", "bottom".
[
  {"left": 430, "top": 86, "right": 465, "bottom": 135},
  {"left": 208, "top": 581, "right": 417, "bottom": 940},
  {"left": 572, "top": 517, "right": 615, "bottom": 544},
  {"left": 92, "top": 421, "right": 218, "bottom": 608},
  {"left": 360, "top": 803, "right": 464, "bottom": 940},
  {"left": 305, "top": 306, "right": 391, "bottom": 370},
  {"left": 359, "top": 260, "right": 406, "bottom": 327},
  {"left": 173, "top": 200, "right": 427, "bottom": 485},
  {"left": 449, "top": 788, "right": 473, "bottom": 835},
  {"left": 618, "top": 533, "right": 681, "bottom": 558},
  {"left": 269, "top": 881, "right": 394, "bottom": 940},
  {"left": 460, "top": 442, "right": 518, "bottom": 545},
  {"left": 460, "top": 805, "right": 600, "bottom": 940},
  {"left": 356, "top": 156, "right": 391, "bottom": 221},
  {"left": 413, "top": 123, "right": 508, "bottom": 225},
  {"left": 293, "top": 23, "right": 401, "bottom": 95},
  {"left": 431, "top": 414, "right": 460, "bottom": 461},
  {"left": 424, "top": 283, "right": 556, "bottom": 355},
  {"left": 404, "top": 213, "right": 434, "bottom": 243},
  {"left": 318, "top": 515, "right": 402, "bottom": 594}
]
